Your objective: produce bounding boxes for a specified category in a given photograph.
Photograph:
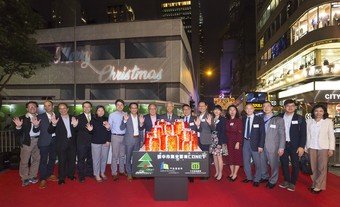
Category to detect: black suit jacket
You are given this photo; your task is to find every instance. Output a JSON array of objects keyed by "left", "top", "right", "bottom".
[
  {"left": 182, "top": 115, "right": 198, "bottom": 131},
  {"left": 279, "top": 113, "right": 306, "bottom": 149},
  {"left": 37, "top": 113, "right": 54, "bottom": 147},
  {"left": 75, "top": 113, "right": 94, "bottom": 146},
  {"left": 143, "top": 114, "right": 160, "bottom": 132},
  {"left": 48, "top": 115, "right": 76, "bottom": 151},
  {"left": 14, "top": 115, "right": 39, "bottom": 146},
  {"left": 242, "top": 115, "right": 265, "bottom": 151},
  {"left": 160, "top": 113, "right": 179, "bottom": 123}
]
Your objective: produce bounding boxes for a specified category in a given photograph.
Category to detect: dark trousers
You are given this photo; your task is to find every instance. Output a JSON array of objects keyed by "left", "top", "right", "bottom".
[
  {"left": 280, "top": 142, "right": 300, "bottom": 185},
  {"left": 77, "top": 144, "right": 93, "bottom": 179},
  {"left": 57, "top": 140, "right": 76, "bottom": 180},
  {"left": 38, "top": 138, "right": 57, "bottom": 180}
]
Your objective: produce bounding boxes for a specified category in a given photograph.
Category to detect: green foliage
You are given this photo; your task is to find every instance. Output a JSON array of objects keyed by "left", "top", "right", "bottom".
[{"left": 0, "top": 0, "right": 52, "bottom": 92}]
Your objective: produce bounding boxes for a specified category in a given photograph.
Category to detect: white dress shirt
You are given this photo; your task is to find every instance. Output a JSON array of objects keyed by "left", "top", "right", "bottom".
[
  {"left": 244, "top": 114, "right": 254, "bottom": 138},
  {"left": 283, "top": 113, "right": 294, "bottom": 142},
  {"left": 131, "top": 115, "right": 139, "bottom": 136}
]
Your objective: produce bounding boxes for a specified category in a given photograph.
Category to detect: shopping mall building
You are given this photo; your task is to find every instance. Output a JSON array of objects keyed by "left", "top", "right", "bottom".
[
  {"left": 0, "top": 19, "right": 196, "bottom": 116},
  {"left": 255, "top": 0, "right": 340, "bottom": 120}
]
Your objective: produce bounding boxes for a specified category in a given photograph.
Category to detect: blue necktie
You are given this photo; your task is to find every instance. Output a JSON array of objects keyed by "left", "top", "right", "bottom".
[{"left": 246, "top": 117, "right": 251, "bottom": 139}]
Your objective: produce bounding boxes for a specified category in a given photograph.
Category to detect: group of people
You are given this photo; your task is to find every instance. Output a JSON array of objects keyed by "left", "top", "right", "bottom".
[{"left": 13, "top": 99, "right": 335, "bottom": 195}]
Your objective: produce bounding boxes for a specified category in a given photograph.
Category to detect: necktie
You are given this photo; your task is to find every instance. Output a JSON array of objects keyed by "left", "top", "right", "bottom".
[
  {"left": 168, "top": 115, "right": 171, "bottom": 121},
  {"left": 86, "top": 114, "right": 90, "bottom": 123},
  {"left": 246, "top": 117, "right": 251, "bottom": 138}
]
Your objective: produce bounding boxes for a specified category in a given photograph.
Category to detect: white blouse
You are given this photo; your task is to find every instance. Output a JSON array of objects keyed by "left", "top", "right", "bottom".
[{"left": 309, "top": 119, "right": 323, "bottom": 150}]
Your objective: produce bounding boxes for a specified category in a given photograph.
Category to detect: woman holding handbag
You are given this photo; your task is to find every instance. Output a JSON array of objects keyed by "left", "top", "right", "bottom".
[{"left": 306, "top": 104, "right": 335, "bottom": 194}]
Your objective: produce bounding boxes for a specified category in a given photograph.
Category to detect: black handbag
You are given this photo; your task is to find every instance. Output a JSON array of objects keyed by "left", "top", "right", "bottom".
[{"left": 299, "top": 152, "right": 313, "bottom": 175}]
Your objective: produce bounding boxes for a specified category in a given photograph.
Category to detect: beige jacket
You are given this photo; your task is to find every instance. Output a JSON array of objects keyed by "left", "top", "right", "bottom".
[{"left": 306, "top": 118, "right": 335, "bottom": 150}]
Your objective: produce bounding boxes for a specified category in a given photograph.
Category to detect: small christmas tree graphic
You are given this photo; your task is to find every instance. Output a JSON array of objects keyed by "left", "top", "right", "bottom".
[{"left": 138, "top": 153, "right": 153, "bottom": 169}]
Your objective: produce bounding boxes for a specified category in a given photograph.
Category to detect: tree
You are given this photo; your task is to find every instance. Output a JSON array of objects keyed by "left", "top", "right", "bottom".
[{"left": 0, "top": 0, "right": 51, "bottom": 93}]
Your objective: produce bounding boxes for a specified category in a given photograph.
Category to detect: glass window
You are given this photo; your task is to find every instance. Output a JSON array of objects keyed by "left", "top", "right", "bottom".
[
  {"left": 319, "top": 4, "right": 331, "bottom": 28},
  {"left": 77, "top": 40, "right": 120, "bottom": 60},
  {"left": 298, "top": 13, "right": 308, "bottom": 39},
  {"left": 307, "top": 7, "right": 318, "bottom": 32},
  {"left": 331, "top": 3, "right": 340, "bottom": 26},
  {"left": 125, "top": 38, "right": 166, "bottom": 59}
]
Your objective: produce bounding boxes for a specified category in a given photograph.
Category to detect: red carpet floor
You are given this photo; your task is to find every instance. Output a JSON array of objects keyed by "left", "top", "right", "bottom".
[{"left": 1, "top": 166, "right": 340, "bottom": 207}]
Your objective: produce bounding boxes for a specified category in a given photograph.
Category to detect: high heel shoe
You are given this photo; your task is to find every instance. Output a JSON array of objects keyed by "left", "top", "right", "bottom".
[
  {"left": 230, "top": 176, "right": 237, "bottom": 182},
  {"left": 216, "top": 175, "right": 223, "bottom": 181}
]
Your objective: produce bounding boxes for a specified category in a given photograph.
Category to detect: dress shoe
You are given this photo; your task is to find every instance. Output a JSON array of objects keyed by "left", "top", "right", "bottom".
[
  {"left": 253, "top": 182, "right": 260, "bottom": 187},
  {"left": 127, "top": 175, "right": 133, "bottom": 181},
  {"left": 309, "top": 186, "right": 315, "bottom": 192},
  {"left": 68, "top": 176, "right": 76, "bottom": 181},
  {"left": 79, "top": 177, "right": 85, "bottom": 183},
  {"left": 112, "top": 174, "right": 119, "bottom": 181},
  {"left": 311, "top": 189, "right": 322, "bottom": 194},
  {"left": 242, "top": 179, "right": 251, "bottom": 183},
  {"left": 29, "top": 177, "right": 39, "bottom": 184},
  {"left": 279, "top": 181, "right": 289, "bottom": 189},
  {"left": 119, "top": 172, "right": 127, "bottom": 177},
  {"left": 260, "top": 178, "right": 269, "bottom": 183},
  {"left": 95, "top": 176, "right": 103, "bottom": 183},
  {"left": 22, "top": 179, "right": 30, "bottom": 187},
  {"left": 48, "top": 175, "right": 58, "bottom": 182},
  {"left": 287, "top": 183, "right": 295, "bottom": 192},
  {"left": 101, "top": 174, "right": 108, "bottom": 180},
  {"left": 58, "top": 180, "right": 65, "bottom": 185},
  {"left": 39, "top": 180, "right": 47, "bottom": 189},
  {"left": 266, "top": 182, "right": 275, "bottom": 189}
]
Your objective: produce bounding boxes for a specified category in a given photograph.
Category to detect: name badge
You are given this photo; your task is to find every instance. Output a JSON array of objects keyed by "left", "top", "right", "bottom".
[
  {"left": 292, "top": 120, "right": 298, "bottom": 124},
  {"left": 253, "top": 124, "right": 259, "bottom": 128},
  {"left": 230, "top": 122, "right": 234, "bottom": 126},
  {"left": 189, "top": 122, "right": 194, "bottom": 126},
  {"left": 270, "top": 124, "right": 276, "bottom": 129},
  {"left": 201, "top": 119, "right": 206, "bottom": 122}
]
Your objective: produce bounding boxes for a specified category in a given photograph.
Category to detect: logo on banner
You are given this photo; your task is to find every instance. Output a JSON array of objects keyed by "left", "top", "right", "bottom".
[
  {"left": 160, "top": 162, "right": 170, "bottom": 170},
  {"left": 191, "top": 162, "right": 200, "bottom": 170},
  {"left": 81, "top": 51, "right": 163, "bottom": 83},
  {"left": 135, "top": 153, "right": 154, "bottom": 175}
]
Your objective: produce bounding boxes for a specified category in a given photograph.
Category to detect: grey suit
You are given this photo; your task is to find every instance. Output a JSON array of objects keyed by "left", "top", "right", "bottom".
[
  {"left": 120, "top": 114, "right": 143, "bottom": 176},
  {"left": 197, "top": 112, "right": 214, "bottom": 151},
  {"left": 261, "top": 116, "right": 286, "bottom": 184}
]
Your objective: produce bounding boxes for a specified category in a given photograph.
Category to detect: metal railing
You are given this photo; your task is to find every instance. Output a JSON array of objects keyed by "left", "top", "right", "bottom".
[{"left": 0, "top": 130, "right": 17, "bottom": 153}]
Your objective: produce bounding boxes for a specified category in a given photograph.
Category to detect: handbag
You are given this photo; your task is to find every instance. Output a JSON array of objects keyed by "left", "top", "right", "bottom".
[{"left": 299, "top": 152, "right": 313, "bottom": 175}]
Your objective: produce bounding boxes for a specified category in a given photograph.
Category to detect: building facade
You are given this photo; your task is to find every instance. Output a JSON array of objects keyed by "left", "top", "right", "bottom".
[
  {"left": 1, "top": 19, "right": 196, "bottom": 106},
  {"left": 255, "top": 0, "right": 340, "bottom": 117}
]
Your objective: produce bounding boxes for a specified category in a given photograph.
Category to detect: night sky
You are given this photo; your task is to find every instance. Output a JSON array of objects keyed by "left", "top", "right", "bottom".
[{"left": 29, "top": 0, "right": 228, "bottom": 97}]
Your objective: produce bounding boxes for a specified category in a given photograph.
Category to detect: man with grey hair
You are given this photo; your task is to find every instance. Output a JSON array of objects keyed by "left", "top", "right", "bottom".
[{"left": 160, "top": 101, "right": 179, "bottom": 123}]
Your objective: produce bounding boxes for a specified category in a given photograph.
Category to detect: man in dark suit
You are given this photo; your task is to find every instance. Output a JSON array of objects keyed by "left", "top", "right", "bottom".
[
  {"left": 242, "top": 103, "right": 265, "bottom": 187},
  {"left": 74, "top": 101, "right": 94, "bottom": 183},
  {"left": 37, "top": 100, "right": 58, "bottom": 189},
  {"left": 195, "top": 101, "right": 213, "bottom": 152},
  {"left": 48, "top": 103, "right": 77, "bottom": 185},
  {"left": 13, "top": 101, "right": 41, "bottom": 187},
  {"left": 182, "top": 104, "right": 198, "bottom": 131},
  {"left": 143, "top": 103, "right": 160, "bottom": 133},
  {"left": 120, "top": 103, "right": 144, "bottom": 181},
  {"left": 279, "top": 99, "right": 306, "bottom": 192},
  {"left": 160, "top": 101, "right": 179, "bottom": 123}
]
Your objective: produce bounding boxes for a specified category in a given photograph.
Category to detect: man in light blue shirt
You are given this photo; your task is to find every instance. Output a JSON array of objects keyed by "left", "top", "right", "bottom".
[{"left": 108, "top": 99, "right": 127, "bottom": 180}]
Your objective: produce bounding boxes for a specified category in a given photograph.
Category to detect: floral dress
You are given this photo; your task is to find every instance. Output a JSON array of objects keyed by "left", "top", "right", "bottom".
[{"left": 209, "top": 116, "right": 228, "bottom": 156}]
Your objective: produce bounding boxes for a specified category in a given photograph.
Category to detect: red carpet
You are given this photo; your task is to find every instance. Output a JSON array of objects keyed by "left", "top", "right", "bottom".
[{"left": 1, "top": 166, "right": 339, "bottom": 207}]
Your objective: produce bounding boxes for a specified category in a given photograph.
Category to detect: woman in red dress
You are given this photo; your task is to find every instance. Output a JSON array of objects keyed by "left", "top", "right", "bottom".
[{"left": 226, "top": 105, "right": 243, "bottom": 182}]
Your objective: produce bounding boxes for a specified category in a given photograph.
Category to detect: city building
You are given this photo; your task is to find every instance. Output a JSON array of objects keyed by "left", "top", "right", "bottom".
[
  {"left": 160, "top": 0, "right": 203, "bottom": 97},
  {"left": 255, "top": 0, "right": 340, "bottom": 117},
  {"left": 1, "top": 19, "right": 197, "bottom": 112},
  {"left": 107, "top": 3, "right": 135, "bottom": 22},
  {"left": 221, "top": 0, "right": 256, "bottom": 97}
]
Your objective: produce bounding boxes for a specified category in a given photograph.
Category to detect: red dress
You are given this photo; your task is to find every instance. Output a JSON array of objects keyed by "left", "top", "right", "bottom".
[{"left": 226, "top": 118, "right": 243, "bottom": 166}]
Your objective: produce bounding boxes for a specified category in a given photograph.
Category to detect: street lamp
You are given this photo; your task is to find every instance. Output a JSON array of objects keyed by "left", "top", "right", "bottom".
[{"left": 205, "top": 69, "right": 213, "bottom": 77}]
